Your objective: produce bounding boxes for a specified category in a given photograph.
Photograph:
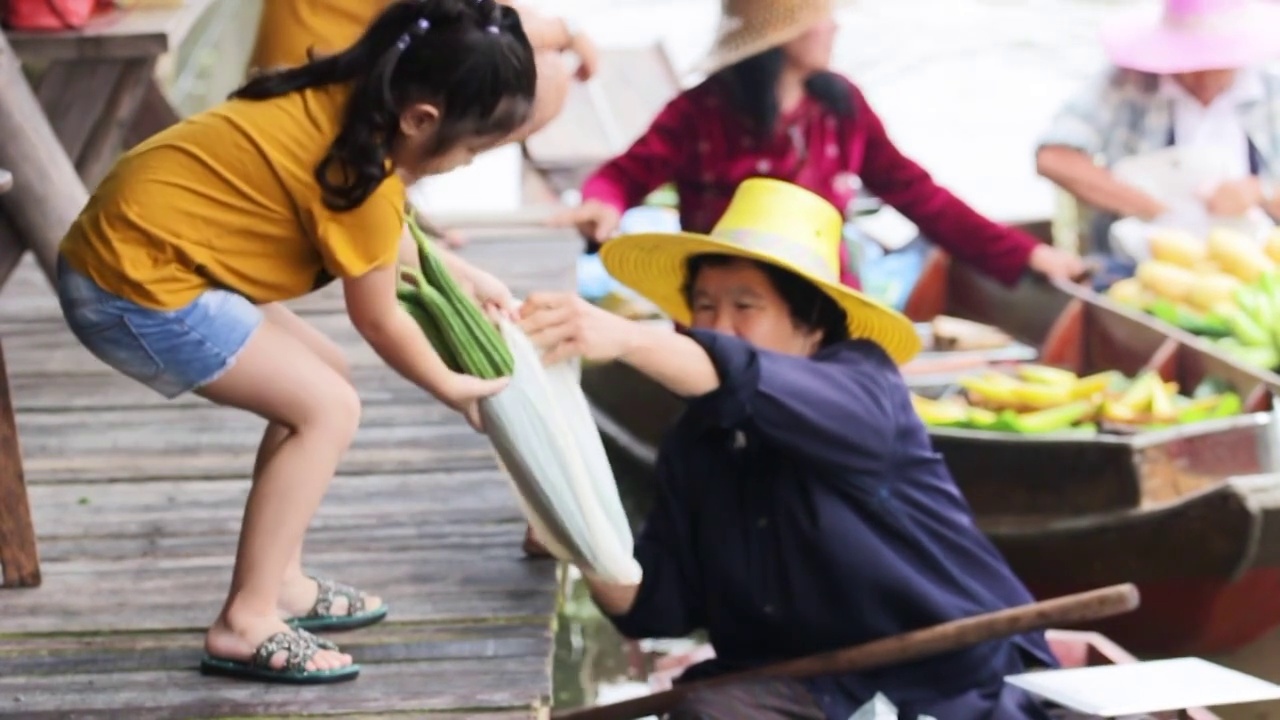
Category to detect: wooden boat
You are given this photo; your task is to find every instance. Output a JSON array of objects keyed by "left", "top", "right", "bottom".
[
  {"left": 580, "top": 244, "right": 1280, "bottom": 656},
  {"left": 633, "top": 629, "right": 1220, "bottom": 718}
]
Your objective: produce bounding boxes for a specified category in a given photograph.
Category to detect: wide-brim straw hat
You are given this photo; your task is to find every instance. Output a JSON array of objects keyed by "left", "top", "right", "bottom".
[
  {"left": 698, "top": 0, "right": 854, "bottom": 76},
  {"left": 599, "top": 178, "right": 922, "bottom": 365},
  {"left": 1101, "top": 0, "right": 1280, "bottom": 74}
]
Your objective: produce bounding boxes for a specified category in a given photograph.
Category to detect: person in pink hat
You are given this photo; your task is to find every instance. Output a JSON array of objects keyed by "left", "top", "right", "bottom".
[{"left": 1036, "top": 0, "right": 1280, "bottom": 261}]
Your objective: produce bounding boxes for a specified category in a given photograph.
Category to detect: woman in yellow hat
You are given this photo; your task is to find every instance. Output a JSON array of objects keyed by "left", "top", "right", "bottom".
[
  {"left": 519, "top": 178, "right": 1058, "bottom": 719},
  {"left": 556, "top": 0, "right": 1084, "bottom": 289}
]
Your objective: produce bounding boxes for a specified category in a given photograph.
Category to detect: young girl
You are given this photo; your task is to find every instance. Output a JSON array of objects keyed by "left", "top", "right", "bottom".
[{"left": 55, "top": 0, "right": 536, "bottom": 684}]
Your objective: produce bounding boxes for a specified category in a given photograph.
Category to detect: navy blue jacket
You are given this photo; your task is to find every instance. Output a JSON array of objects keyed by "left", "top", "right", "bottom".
[{"left": 605, "top": 329, "right": 1058, "bottom": 719}]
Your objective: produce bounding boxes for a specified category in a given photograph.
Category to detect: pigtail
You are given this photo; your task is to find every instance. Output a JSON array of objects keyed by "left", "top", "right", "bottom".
[{"left": 233, "top": 0, "right": 535, "bottom": 212}]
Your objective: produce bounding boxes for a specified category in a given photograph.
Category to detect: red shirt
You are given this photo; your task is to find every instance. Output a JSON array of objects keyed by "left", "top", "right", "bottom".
[{"left": 582, "top": 76, "right": 1038, "bottom": 288}]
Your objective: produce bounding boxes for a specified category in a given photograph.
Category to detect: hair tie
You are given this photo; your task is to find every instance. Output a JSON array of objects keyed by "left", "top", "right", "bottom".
[
  {"left": 486, "top": 24, "right": 500, "bottom": 34},
  {"left": 395, "top": 17, "right": 431, "bottom": 50}
]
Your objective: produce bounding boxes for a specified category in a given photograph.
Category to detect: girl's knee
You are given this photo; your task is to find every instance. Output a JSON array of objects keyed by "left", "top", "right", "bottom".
[{"left": 304, "top": 381, "right": 362, "bottom": 441}]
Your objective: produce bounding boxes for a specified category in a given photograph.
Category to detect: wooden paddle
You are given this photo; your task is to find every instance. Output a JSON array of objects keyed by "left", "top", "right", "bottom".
[{"left": 552, "top": 583, "right": 1141, "bottom": 720}]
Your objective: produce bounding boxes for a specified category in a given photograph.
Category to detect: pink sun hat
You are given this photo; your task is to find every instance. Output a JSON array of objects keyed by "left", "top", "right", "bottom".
[{"left": 1101, "top": 0, "right": 1280, "bottom": 74}]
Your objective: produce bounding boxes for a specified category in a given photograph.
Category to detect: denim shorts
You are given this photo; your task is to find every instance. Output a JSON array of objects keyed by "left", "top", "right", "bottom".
[{"left": 55, "top": 256, "right": 264, "bottom": 398}]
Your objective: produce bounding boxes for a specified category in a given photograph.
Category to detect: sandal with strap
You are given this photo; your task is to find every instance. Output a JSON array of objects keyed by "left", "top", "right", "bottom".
[
  {"left": 287, "top": 576, "right": 389, "bottom": 632},
  {"left": 200, "top": 629, "right": 360, "bottom": 684}
]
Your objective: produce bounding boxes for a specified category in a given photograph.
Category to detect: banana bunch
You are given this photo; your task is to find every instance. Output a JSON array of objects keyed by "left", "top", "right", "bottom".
[
  {"left": 1107, "top": 227, "right": 1280, "bottom": 370},
  {"left": 911, "top": 364, "right": 1243, "bottom": 435}
]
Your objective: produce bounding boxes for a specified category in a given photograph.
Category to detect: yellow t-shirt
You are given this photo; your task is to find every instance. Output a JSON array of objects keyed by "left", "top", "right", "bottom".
[
  {"left": 60, "top": 83, "right": 406, "bottom": 310},
  {"left": 250, "top": 0, "right": 389, "bottom": 71}
]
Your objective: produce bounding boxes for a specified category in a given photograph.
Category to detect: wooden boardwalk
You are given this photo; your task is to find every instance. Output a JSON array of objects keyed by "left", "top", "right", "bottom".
[{"left": 0, "top": 229, "right": 580, "bottom": 719}]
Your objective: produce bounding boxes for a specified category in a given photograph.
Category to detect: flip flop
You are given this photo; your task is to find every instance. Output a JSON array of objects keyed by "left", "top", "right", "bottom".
[
  {"left": 200, "top": 629, "right": 360, "bottom": 684},
  {"left": 287, "top": 576, "right": 389, "bottom": 632}
]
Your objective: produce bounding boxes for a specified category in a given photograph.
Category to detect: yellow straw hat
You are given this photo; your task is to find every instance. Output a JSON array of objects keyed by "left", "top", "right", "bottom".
[
  {"left": 699, "top": 0, "right": 853, "bottom": 76},
  {"left": 599, "top": 178, "right": 922, "bottom": 365}
]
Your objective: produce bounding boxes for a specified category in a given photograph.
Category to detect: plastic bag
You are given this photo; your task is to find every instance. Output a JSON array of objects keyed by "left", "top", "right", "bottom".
[
  {"left": 479, "top": 320, "right": 641, "bottom": 585},
  {"left": 848, "top": 694, "right": 937, "bottom": 720}
]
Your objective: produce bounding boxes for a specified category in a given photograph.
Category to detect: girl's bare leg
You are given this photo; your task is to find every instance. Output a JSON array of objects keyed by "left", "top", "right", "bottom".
[
  {"left": 199, "top": 319, "right": 361, "bottom": 670},
  {"left": 252, "top": 304, "right": 382, "bottom": 620}
]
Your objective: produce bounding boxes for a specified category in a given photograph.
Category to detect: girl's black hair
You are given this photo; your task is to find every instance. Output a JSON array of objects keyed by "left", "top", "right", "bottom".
[
  {"left": 712, "top": 47, "right": 854, "bottom": 140},
  {"left": 231, "top": 0, "right": 536, "bottom": 211},
  {"left": 683, "top": 254, "right": 850, "bottom": 346}
]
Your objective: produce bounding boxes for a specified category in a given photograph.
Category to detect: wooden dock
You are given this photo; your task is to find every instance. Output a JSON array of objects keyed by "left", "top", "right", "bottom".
[{"left": 0, "top": 229, "right": 580, "bottom": 719}]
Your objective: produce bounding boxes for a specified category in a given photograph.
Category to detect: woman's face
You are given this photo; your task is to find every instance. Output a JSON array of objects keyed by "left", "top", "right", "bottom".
[
  {"left": 780, "top": 15, "right": 838, "bottom": 74},
  {"left": 689, "top": 258, "right": 823, "bottom": 356},
  {"left": 1172, "top": 69, "right": 1238, "bottom": 105}
]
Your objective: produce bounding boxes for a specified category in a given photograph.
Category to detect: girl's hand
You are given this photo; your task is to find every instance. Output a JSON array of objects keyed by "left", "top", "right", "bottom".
[
  {"left": 517, "top": 292, "right": 632, "bottom": 365},
  {"left": 466, "top": 266, "right": 519, "bottom": 321},
  {"left": 438, "top": 371, "right": 509, "bottom": 432}
]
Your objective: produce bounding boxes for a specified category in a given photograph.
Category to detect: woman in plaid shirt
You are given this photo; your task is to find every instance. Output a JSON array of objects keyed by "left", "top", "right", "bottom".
[{"left": 1037, "top": 0, "right": 1280, "bottom": 259}]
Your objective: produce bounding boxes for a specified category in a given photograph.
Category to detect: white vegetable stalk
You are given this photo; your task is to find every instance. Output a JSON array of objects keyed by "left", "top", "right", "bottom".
[{"left": 479, "top": 319, "right": 643, "bottom": 586}]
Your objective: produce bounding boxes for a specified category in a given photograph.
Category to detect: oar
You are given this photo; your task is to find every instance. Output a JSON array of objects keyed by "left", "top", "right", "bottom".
[{"left": 553, "top": 583, "right": 1141, "bottom": 720}]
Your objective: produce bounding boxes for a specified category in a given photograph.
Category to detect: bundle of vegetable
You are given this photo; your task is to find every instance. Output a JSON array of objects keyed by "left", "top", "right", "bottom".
[
  {"left": 1107, "top": 228, "right": 1280, "bottom": 370},
  {"left": 910, "top": 364, "right": 1243, "bottom": 434},
  {"left": 397, "top": 221, "right": 641, "bottom": 585}
]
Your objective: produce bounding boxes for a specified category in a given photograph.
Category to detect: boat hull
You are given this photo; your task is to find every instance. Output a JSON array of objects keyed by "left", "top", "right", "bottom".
[{"left": 579, "top": 245, "right": 1280, "bottom": 655}]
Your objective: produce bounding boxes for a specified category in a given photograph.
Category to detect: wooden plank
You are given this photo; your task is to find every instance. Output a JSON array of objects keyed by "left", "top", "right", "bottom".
[
  {"left": 34, "top": 521, "right": 527, "bottom": 564},
  {"left": 0, "top": 621, "right": 549, "bottom": 676},
  {"left": 124, "top": 78, "right": 181, "bottom": 147},
  {"left": 0, "top": 657, "right": 544, "bottom": 719},
  {"left": 0, "top": 341, "right": 40, "bottom": 587},
  {"left": 28, "top": 471, "right": 525, "bottom": 538},
  {"left": 35, "top": 60, "right": 125, "bottom": 163},
  {"left": 0, "top": 211, "right": 26, "bottom": 290},
  {"left": 0, "top": 554, "right": 556, "bottom": 634},
  {"left": 13, "top": 401, "right": 505, "bottom": 483},
  {"left": 7, "top": 365, "right": 419, "bottom": 411},
  {"left": 22, "top": 444, "right": 499, "bottom": 484},
  {"left": 5, "top": 0, "right": 221, "bottom": 62},
  {"left": 0, "top": 312, "right": 391, "bottom": 374},
  {"left": 77, "top": 58, "right": 158, "bottom": 187},
  {"left": 0, "top": 255, "right": 58, "bottom": 318}
]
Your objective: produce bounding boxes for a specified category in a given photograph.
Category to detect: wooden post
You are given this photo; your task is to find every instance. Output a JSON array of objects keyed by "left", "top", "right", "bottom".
[
  {"left": 0, "top": 31, "right": 90, "bottom": 286},
  {"left": 0, "top": 163, "right": 37, "bottom": 588},
  {"left": 0, "top": 338, "right": 40, "bottom": 589}
]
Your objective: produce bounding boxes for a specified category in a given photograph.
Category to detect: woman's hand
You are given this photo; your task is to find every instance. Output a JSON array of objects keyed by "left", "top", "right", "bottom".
[
  {"left": 1202, "top": 178, "right": 1264, "bottom": 217},
  {"left": 566, "top": 29, "right": 600, "bottom": 81},
  {"left": 518, "top": 292, "right": 632, "bottom": 365},
  {"left": 1027, "top": 244, "right": 1088, "bottom": 283},
  {"left": 550, "top": 199, "right": 622, "bottom": 244}
]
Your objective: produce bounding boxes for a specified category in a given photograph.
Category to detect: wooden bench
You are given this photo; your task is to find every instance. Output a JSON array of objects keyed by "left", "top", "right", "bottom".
[
  {"left": 5, "top": 0, "right": 219, "bottom": 188},
  {"left": 0, "top": 167, "right": 39, "bottom": 589}
]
